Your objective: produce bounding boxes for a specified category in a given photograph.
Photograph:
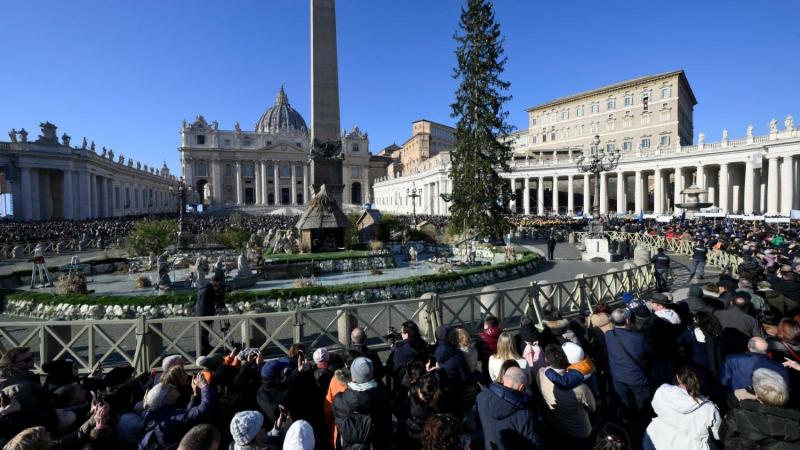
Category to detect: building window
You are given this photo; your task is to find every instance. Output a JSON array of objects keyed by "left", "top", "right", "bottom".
[
  {"left": 576, "top": 105, "right": 584, "bottom": 117},
  {"left": 624, "top": 95, "right": 633, "bottom": 107},
  {"left": 623, "top": 116, "right": 632, "bottom": 128},
  {"left": 606, "top": 143, "right": 615, "bottom": 152},
  {"left": 641, "top": 113, "right": 651, "bottom": 126},
  {"left": 661, "top": 87, "right": 672, "bottom": 98},
  {"left": 659, "top": 135, "right": 670, "bottom": 146},
  {"left": 641, "top": 137, "right": 651, "bottom": 149},
  {"left": 243, "top": 139, "right": 251, "bottom": 146},
  {"left": 642, "top": 92, "right": 650, "bottom": 111},
  {"left": 295, "top": 165, "right": 303, "bottom": 178},
  {"left": 607, "top": 98, "right": 615, "bottom": 110},
  {"left": 660, "top": 109, "right": 671, "bottom": 122},
  {"left": 196, "top": 161, "right": 208, "bottom": 177},
  {"left": 591, "top": 103, "right": 599, "bottom": 114},
  {"left": 561, "top": 110, "right": 568, "bottom": 120},
  {"left": 280, "top": 164, "right": 291, "bottom": 178},
  {"left": 542, "top": 134, "right": 547, "bottom": 143},
  {"left": 532, "top": 117, "right": 538, "bottom": 126},
  {"left": 242, "top": 163, "right": 255, "bottom": 177},
  {"left": 531, "top": 135, "right": 537, "bottom": 144},
  {"left": 351, "top": 166, "right": 363, "bottom": 179},
  {"left": 623, "top": 140, "right": 632, "bottom": 151},
  {"left": 352, "top": 144, "right": 360, "bottom": 152},
  {"left": 591, "top": 122, "right": 598, "bottom": 133},
  {"left": 196, "top": 135, "right": 206, "bottom": 145},
  {"left": 223, "top": 139, "right": 231, "bottom": 146}
]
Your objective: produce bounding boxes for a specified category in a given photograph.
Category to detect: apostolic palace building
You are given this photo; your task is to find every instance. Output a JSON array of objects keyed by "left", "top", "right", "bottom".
[{"left": 373, "top": 70, "right": 800, "bottom": 218}]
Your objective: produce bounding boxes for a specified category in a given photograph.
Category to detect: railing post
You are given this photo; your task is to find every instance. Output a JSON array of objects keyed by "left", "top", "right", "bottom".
[
  {"left": 293, "top": 310, "right": 304, "bottom": 344},
  {"left": 577, "top": 274, "right": 590, "bottom": 314},
  {"left": 336, "top": 306, "right": 358, "bottom": 347},
  {"left": 135, "top": 316, "right": 148, "bottom": 374},
  {"left": 41, "top": 322, "right": 72, "bottom": 365}
]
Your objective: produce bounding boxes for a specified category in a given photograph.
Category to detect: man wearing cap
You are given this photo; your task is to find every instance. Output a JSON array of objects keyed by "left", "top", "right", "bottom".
[
  {"left": 333, "top": 357, "right": 391, "bottom": 450},
  {"left": 715, "top": 291, "right": 765, "bottom": 355},
  {"left": 648, "top": 293, "right": 682, "bottom": 386},
  {"left": 717, "top": 278, "right": 739, "bottom": 309},
  {"left": 688, "top": 239, "right": 709, "bottom": 281},
  {"left": 650, "top": 248, "right": 671, "bottom": 292},
  {"left": 194, "top": 274, "right": 226, "bottom": 354},
  {"left": 256, "top": 357, "right": 291, "bottom": 430}
]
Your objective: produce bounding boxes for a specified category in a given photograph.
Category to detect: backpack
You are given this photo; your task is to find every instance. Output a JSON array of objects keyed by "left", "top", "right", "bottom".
[{"left": 337, "top": 410, "right": 375, "bottom": 450}]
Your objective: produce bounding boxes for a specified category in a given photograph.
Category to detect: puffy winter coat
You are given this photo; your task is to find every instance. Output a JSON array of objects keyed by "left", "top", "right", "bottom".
[
  {"left": 139, "top": 386, "right": 216, "bottom": 450},
  {"left": 720, "top": 399, "right": 800, "bottom": 449},
  {"left": 332, "top": 384, "right": 391, "bottom": 450},
  {"left": 645, "top": 384, "right": 720, "bottom": 450}
]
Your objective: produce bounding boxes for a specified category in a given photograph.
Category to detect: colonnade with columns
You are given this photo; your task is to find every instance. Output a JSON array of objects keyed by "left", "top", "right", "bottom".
[
  {"left": 508, "top": 154, "right": 799, "bottom": 216},
  {"left": 185, "top": 158, "right": 309, "bottom": 207}
]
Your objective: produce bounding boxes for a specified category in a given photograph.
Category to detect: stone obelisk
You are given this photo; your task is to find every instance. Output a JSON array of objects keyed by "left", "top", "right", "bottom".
[{"left": 310, "top": 0, "right": 345, "bottom": 206}]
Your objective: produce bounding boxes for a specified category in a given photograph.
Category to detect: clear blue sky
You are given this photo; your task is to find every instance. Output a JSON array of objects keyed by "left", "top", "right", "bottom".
[{"left": 2, "top": 0, "right": 799, "bottom": 173}]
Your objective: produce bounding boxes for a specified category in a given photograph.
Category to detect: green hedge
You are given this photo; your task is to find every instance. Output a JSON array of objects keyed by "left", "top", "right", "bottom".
[
  {"left": 263, "top": 250, "right": 377, "bottom": 263},
  {"left": 5, "top": 253, "right": 541, "bottom": 307}
]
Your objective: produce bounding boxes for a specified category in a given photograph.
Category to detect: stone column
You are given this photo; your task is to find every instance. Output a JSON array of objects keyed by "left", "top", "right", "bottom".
[
  {"left": 582, "top": 173, "right": 590, "bottom": 214},
  {"left": 523, "top": 178, "right": 530, "bottom": 215},
  {"left": 551, "top": 176, "right": 559, "bottom": 215},
  {"left": 718, "top": 163, "right": 729, "bottom": 214},
  {"left": 781, "top": 156, "right": 794, "bottom": 215},
  {"left": 212, "top": 159, "right": 222, "bottom": 204},
  {"left": 108, "top": 178, "right": 114, "bottom": 215},
  {"left": 261, "top": 161, "right": 269, "bottom": 204},
  {"left": 291, "top": 164, "right": 298, "bottom": 205},
  {"left": 616, "top": 171, "right": 625, "bottom": 214},
  {"left": 30, "top": 170, "right": 40, "bottom": 220},
  {"left": 567, "top": 175, "right": 574, "bottom": 214},
  {"left": 80, "top": 171, "right": 91, "bottom": 219},
  {"left": 673, "top": 167, "right": 683, "bottom": 215},
  {"left": 696, "top": 165, "right": 705, "bottom": 191},
  {"left": 254, "top": 162, "right": 262, "bottom": 205},
  {"left": 766, "top": 156, "right": 780, "bottom": 215},
  {"left": 235, "top": 161, "right": 243, "bottom": 204},
  {"left": 634, "top": 170, "right": 643, "bottom": 214},
  {"left": 302, "top": 164, "right": 309, "bottom": 205},
  {"left": 273, "top": 163, "right": 280, "bottom": 205},
  {"left": 19, "top": 167, "right": 32, "bottom": 221},
  {"left": 599, "top": 172, "right": 608, "bottom": 215},
  {"left": 62, "top": 170, "right": 74, "bottom": 220},
  {"left": 509, "top": 178, "right": 516, "bottom": 211},
  {"left": 652, "top": 169, "right": 662, "bottom": 215},
  {"left": 90, "top": 174, "right": 98, "bottom": 218},
  {"left": 537, "top": 176, "right": 545, "bottom": 215},
  {"left": 744, "top": 159, "right": 754, "bottom": 215}
]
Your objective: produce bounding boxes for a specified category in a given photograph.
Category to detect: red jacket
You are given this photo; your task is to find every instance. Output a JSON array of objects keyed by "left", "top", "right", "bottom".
[{"left": 478, "top": 326, "right": 502, "bottom": 358}]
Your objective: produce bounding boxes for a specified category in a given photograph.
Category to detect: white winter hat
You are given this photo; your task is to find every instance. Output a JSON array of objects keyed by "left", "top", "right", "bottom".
[
  {"left": 562, "top": 342, "right": 584, "bottom": 365},
  {"left": 284, "top": 420, "right": 315, "bottom": 450},
  {"left": 230, "top": 410, "right": 264, "bottom": 447}
]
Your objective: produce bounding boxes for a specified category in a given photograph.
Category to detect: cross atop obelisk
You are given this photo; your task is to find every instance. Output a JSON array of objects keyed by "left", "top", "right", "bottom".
[{"left": 309, "top": 0, "right": 344, "bottom": 205}]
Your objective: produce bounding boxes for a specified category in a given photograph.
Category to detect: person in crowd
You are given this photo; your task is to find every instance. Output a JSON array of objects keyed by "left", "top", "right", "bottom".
[
  {"left": 604, "top": 308, "right": 653, "bottom": 431},
  {"left": 681, "top": 285, "right": 717, "bottom": 315},
  {"left": 194, "top": 274, "right": 226, "bottom": 355},
  {"left": 720, "top": 368, "right": 800, "bottom": 448},
  {"left": 312, "top": 348, "right": 334, "bottom": 393},
  {"left": 716, "top": 278, "right": 739, "bottom": 309},
  {"left": 720, "top": 337, "right": 790, "bottom": 393},
  {"left": 431, "top": 327, "right": 471, "bottom": 415},
  {"left": 421, "top": 414, "right": 466, "bottom": 450},
  {"left": 283, "top": 419, "right": 315, "bottom": 450},
  {"left": 651, "top": 248, "right": 671, "bottom": 292},
  {"left": 547, "top": 232, "right": 557, "bottom": 260},
  {"left": 349, "top": 327, "right": 385, "bottom": 384},
  {"left": 139, "top": 373, "right": 217, "bottom": 449},
  {"left": 332, "top": 357, "right": 391, "bottom": 450},
  {"left": 405, "top": 373, "right": 442, "bottom": 448},
  {"left": 474, "top": 366, "right": 543, "bottom": 450},
  {"left": 388, "top": 321, "right": 428, "bottom": 386},
  {"left": 766, "top": 318, "right": 800, "bottom": 406},
  {"left": 177, "top": 423, "right": 221, "bottom": 450},
  {"left": 688, "top": 239, "right": 709, "bottom": 281},
  {"left": 256, "top": 357, "right": 290, "bottom": 430},
  {"left": 476, "top": 315, "right": 502, "bottom": 384},
  {"left": 537, "top": 344, "right": 595, "bottom": 448},
  {"left": 229, "top": 410, "right": 268, "bottom": 450},
  {"left": 643, "top": 367, "right": 721, "bottom": 450},
  {"left": 677, "top": 312, "right": 724, "bottom": 396},
  {"left": 715, "top": 291, "right": 765, "bottom": 355},
  {"left": 450, "top": 327, "right": 480, "bottom": 411},
  {"left": 488, "top": 332, "right": 528, "bottom": 383},
  {"left": 2, "top": 426, "right": 53, "bottom": 450}
]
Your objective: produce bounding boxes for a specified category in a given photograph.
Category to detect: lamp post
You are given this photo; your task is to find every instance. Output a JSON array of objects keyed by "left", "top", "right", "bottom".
[
  {"left": 407, "top": 184, "right": 421, "bottom": 227},
  {"left": 576, "top": 135, "right": 620, "bottom": 218},
  {"left": 169, "top": 177, "right": 189, "bottom": 249}
]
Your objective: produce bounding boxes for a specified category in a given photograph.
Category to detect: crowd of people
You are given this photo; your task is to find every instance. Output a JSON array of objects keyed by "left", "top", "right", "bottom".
[{"left": 1, "top": 215, "right": 800, "bottom": 449}]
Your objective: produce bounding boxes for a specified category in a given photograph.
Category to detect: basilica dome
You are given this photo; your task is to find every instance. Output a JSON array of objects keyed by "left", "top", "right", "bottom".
[{"left": 254, "top": 86, "right": 309, "bottom": 135}]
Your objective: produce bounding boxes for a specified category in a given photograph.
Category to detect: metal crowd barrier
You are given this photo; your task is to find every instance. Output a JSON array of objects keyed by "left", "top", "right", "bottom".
[{"left": 0, "top": 261, "right": 656, "bottom": 375}]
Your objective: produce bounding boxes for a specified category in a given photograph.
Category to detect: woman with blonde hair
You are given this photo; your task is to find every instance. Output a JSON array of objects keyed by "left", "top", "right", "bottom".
[{"left": 487, "top": 332, "right": 528, "bottom": 382}]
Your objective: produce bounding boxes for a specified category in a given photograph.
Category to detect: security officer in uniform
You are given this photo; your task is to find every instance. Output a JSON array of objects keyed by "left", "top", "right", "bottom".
[
  {"left": 688, "top": 239, "right": 709, "bottom": 281},
  {"left": 651, "top": 247, "right": 671, "bottom": 292}
]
